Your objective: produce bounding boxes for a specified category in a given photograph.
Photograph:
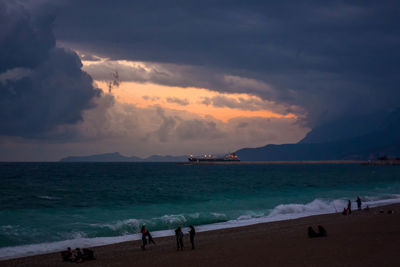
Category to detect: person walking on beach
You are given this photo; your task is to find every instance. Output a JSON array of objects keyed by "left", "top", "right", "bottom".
[
  {"left": 189, "top": 225, "right": 196, "bottom": 250},
  {"left": 356, "top": 196, "right": 362, "bottom": 210},
  {"left": 347, "top": 200, "right": 352, "bottom": 214},
  {"left": 141, "top": 225, "right": 147, "bottom": 250},
  {"left": 175, "top": 227, "right": 184, "bottom": 251}
]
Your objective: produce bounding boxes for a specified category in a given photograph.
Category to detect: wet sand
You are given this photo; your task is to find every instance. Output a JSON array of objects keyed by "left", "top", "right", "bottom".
[{"left": 1, "top": 203, "right": 400, "bottom": 267}]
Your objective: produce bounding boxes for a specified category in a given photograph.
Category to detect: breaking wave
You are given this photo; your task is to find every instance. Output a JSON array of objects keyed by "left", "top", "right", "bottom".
[{"left": 1, "top": 195, "right": 399, "bottom": 260}]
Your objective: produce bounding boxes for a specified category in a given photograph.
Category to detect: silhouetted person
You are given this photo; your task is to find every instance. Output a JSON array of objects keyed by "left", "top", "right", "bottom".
[
  {"left": 61, "top": 247, "right": 73, "bottom": 261},
  {"left": 175, "top": 227, "right": 184, "bottom": 250},
  {"left": 189, "top": 225, "right": 196, "bottom": 250},
  {"left": 356, "top": 197, "right": 362, "bottom": 210},
  {"left": 308, "top": 226, "right": 327, "bottom": 238},
  {"left": 308, "top": 226, "right": 318, "bottom": 238},
  {"left": 141, "top": 225, "right": 147, "bottom": 250},
  {"left": 146, "top": 230, "right": 156, "bottom": 244},
  {"left": 74, "top": 248, "right": 83, "bottom": 263},
  {"left": 318, "top": 225, "right": 327, "bottom": 237},
  {"left": 347, "top": 200, "right": 352, "bottom": 214}
]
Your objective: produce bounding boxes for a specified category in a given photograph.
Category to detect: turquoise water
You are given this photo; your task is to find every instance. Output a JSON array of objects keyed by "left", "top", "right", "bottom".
[{"left": 0, "top": 163, "right": 400, "bottom": 258}]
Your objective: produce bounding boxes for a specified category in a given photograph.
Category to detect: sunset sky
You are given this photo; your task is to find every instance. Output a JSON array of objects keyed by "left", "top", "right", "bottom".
[{"left": 1, "top": 0, "right": 399, "bottom": 160}]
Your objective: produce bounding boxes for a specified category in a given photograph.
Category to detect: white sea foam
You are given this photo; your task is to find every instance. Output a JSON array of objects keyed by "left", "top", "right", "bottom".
[
  {"left": 37, "top": 195, "right": 62, "bottom": 200},
  {"left": 1, "top": 196, "right": 399, "bottom": 260},
  {"left": 91, "top": 218, "right": 141, "bottom": 231},
  {"left": 159, "top": 214, "right": 187, "bottom": 224}
]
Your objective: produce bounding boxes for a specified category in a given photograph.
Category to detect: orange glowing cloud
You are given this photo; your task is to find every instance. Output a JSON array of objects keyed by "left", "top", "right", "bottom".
[{"left": 94, "top": 81, "right": 296, "bottom": 122}]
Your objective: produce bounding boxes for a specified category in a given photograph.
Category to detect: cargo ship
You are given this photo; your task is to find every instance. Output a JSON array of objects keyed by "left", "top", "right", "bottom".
[{"left": 188, "top": 153, "right": 240, "bottom": 162}]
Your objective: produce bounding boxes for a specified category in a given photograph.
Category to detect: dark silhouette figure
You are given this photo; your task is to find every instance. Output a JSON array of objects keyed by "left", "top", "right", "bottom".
[
  {"left": 347, "top": 200, "right": 352, "bottom": 214},
  {"left": 141, "top": 225, "right": 147, "bottom": 250},
  {"left": 61, "top": 247, "right": 73, "bottom": 261},
  {"left": 318, "top": 225, "right": 327, "bottom": 237},
  {"left": 175, "top": 227, "right": 184, "bottom": 250},
  {"left": 189, "top": 225, "right": 196, "bottom": 250},
  {"left": 356, "top": 197, "right": 362, "bottom": 210},
  {"left": 146, "top": 230, "right": 156, "bottom": 244},
  {"left": 342, "top": 207, "right": 348, "bottom": 215},
  {"left": 308, "top": 226, "right": 327, "bottom": 238},
  {"left": 74, "top": 248, "right": 83, "bottom": 263},
  {"left": 308, "top": 226, "right": 318, "bottom": 238}
]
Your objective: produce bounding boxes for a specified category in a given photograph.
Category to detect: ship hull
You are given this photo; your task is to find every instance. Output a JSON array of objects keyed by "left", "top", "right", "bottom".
[
  {"left": 188, "top": 158, "right": 240, "bottom": 162},
  {"left": 188, "top": 153, "right": 240, "bottom": 162}
]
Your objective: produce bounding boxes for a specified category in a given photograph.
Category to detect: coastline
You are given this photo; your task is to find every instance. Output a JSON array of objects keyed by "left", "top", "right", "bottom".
[
  {"left": 179, "top": 160, "right": 366, "bottom": 165},
  {"left": 2, "top": 202, "right": 400, "bottom": 266}
]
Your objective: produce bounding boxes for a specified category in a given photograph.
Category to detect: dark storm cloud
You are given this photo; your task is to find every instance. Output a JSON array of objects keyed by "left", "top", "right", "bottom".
[
  {"left": 53, "top": 0, "right": 400, "bottom": 126},
  {"left": 0, "top": 1, "right": 101, "bottom": 137},
  {"left": 0, "top": 1, "right": 54, "bottom": 72}
]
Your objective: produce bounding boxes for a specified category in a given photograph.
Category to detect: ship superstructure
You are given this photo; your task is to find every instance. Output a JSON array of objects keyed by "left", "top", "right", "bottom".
[{"left": 188, "top": 153, "right": 240, "bottom": 162}]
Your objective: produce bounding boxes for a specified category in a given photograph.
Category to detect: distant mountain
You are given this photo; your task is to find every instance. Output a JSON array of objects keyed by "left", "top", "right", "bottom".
[
  {"left": 299, "top": 110, "right": 389, "bottom": 144},
  {"left": 60, "top": 152, "right": 187, "bottom": 162},
  {"left": 237, "top": 108, "right": 400, "bottom": 161},
  {"left": 61, "top": 109, "right": 400, "bottom": 162}
]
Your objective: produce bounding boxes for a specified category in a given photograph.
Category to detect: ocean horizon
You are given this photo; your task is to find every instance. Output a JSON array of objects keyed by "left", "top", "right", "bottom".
[{"left": 1, "top": 162, "right": 400, "bottom": 259}]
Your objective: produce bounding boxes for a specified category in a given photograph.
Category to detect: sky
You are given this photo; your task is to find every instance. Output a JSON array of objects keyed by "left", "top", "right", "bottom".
[{"left": 1, "top": 0, "right": 399, "bottom": 161}]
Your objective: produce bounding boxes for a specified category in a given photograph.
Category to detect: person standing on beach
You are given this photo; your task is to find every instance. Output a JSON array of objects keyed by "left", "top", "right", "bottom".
[
  {"left": 175, "top": 227, "right": 184, "bottom": 250},
  {"left": 147, "top": 230, "right": 156, "bottom": 245},
  {"left": 189, "top": 225, "right": 196, "bottom": 250},
  {"left": 141, "top": 225, "right": 147, "bottom": 250},
  {"left": 356, "top": 197, "right": 362, "bottom": 210},
  {"left": 347, "top": 200, "right": 352, "bottom": 214}
]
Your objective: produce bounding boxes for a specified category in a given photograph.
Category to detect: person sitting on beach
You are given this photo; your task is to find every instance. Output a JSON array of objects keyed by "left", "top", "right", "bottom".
[
  {"left": 318, "top": 225, "right": 327, "bottom": 237},
  {"left": 141, "top": 225, "right": 147, "bottom": 250},
  {"left": 74, "top": 248, "right": 83, "bottom": 263},
  {"left": 189, "top": 225, "right": 196, "bottom": 250},
  {"left": 308, "top": 226, "right": 318, "bottom": 238},
  {"left": 61, "top": 247, "right": 73, "bottom": 261},
  {"left": 308, "top": 226, "right": 327, "bottom": 238},
  {"left": 175, "top": 227, "right": 184, "bottom": 250},
  {"left": 356, "top": 196, "right": 362, "bottom": 210}
]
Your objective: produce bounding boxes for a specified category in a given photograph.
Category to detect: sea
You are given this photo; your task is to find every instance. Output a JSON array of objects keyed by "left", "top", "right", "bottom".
[{"left": 1, "top": 162, "right": 400, "bottom": 259}]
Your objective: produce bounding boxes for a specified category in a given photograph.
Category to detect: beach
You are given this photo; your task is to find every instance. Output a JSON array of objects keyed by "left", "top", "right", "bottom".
[{"left": 1, "top": 203, "right": 399, "bottom": 267}]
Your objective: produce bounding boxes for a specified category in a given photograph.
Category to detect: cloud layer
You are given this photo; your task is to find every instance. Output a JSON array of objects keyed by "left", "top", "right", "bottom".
[
  {"left": 0, "top": 1, "right": 100, "bottom": 137},
  {"left": 54, "top": 0, "right": 400, "bottom": 126}
]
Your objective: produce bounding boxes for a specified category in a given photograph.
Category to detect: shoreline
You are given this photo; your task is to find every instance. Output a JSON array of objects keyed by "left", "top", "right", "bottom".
[
  {"left": 1, "top": 197, "right": 398, "bottom": 261},
  {"left": 2, "top": 202, "right": 400, "bottom": 266}
]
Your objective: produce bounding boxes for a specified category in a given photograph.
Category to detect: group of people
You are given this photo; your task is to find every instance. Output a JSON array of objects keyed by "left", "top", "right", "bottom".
[
  {"left": 342, "top": 196, "right": 363, "bottom": 215},
  {"left": 140, "top": 225, "right": 196, "bottom": 251},
  {"left": 175, "top": 225, "right": 196, "bottom": 250},
  {"left": 61, "top": 247, "right": 95, "bottom": 262}
]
